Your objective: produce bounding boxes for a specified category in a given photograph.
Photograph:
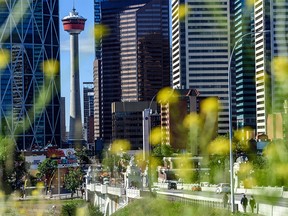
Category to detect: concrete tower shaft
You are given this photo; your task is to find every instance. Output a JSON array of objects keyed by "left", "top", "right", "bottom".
[{"left": 62, "top": 8, "right": 86, "bottom": 143}]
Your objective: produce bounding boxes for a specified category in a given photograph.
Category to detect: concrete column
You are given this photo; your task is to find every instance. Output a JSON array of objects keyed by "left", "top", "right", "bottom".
[
  {"left": 142, "top": 109, "right": 151, "bottom": 160},
  {"left": 69, "top": 33, "right": 83, "bottom": 142}
]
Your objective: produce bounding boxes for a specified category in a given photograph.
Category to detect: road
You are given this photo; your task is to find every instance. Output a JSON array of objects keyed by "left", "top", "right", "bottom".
[{"left": 160, "top": 189, "right": 288, "bottom": 207}]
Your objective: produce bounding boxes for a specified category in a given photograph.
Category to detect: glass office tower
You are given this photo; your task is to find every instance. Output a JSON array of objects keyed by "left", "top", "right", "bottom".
[
  {"left": 94, "top": 0, "right": 170, "bottom": 145},
  {"left": 232, "top": 0, "right": 256, "bottom": 130},
  {"left": 0, "top": 0, "right": 61, "bottom": 150}
]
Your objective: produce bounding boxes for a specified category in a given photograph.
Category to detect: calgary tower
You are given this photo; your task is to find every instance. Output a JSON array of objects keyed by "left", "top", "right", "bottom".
[{"left": 62, "top": 8, "right": 86, "bottom": 145}]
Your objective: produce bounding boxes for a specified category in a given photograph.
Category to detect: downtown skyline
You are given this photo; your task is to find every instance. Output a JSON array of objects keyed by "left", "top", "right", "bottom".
[{"left": 1, "top": 0, "right": 288, "bottom": 148}]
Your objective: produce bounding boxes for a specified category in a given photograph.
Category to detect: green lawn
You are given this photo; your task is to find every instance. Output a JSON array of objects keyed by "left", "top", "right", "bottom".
[
  {"left": 0, "top": 198, "right": 87, "bottom": 216},
  {"left": 112, "top": 197, "right": 248, "bottom": 216}
]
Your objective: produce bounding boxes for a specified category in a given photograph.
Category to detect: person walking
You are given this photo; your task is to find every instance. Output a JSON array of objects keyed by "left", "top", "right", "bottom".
[
  {"left": 222, "top": 192, "right": 228, "bottom": 208},
  {"left": 249, "top": 195, "right": 256, "bottom": 213},
  {"left": 241, "top": 194, "right": 248, "bottom": 213}
]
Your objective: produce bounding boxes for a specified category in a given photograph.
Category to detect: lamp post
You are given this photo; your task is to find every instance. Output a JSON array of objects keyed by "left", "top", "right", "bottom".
[
  {"left": 143, "top": 94, "right": 157, "bottom": 161},
  {"left": 142, "top": 94, "right": 158, "bottom": 194},
  {"left": 228, "top": 30, "right": 269, "bottom": 213}
]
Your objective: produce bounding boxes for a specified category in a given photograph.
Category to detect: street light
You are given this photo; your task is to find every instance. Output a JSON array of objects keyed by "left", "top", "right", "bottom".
[
  {"left": 143, "top": 94, "right": 157, "bottom": 161},
  {"left": 228, "top": 30, "right": 269, "bottom": 213},
  {"left": 143, "top": 95, "right": 157, "bottom": 193}
]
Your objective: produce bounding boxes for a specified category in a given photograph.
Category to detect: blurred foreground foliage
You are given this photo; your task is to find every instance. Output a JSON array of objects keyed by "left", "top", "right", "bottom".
[
  {"left": 0, "top": 198, "right": 102, "bottom": 216},
  {"left": 0, "top": 137, "right": 27, "bottom": 196},
  {"left": 60, "top": 199, "right": 103, "bottom": 216}
]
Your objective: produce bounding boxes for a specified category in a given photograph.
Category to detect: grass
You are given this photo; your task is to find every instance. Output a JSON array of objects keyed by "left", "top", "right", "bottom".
[
  {"left": 112, "top": 197, "right": 249, "bottom": 216},
  {"left": 0, "top": 198, "right": 86, "bottom": 216}
]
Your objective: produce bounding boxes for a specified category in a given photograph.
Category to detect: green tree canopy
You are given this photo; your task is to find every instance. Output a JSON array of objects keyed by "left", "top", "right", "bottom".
[
  {"left": 0, "top": 137, "right": 25, "bottom": 195},
  {"left": 152, "top": 144, "right": 174, "bottom": 158},
  {"left": 37, "top": 158, "right": 57, "bottom": 190},
  {"left": 64, "top": 167, "right": 84, "bottom": 197},
  {"left": 75, "top": 147, "right": 91, "bottom": 164}
]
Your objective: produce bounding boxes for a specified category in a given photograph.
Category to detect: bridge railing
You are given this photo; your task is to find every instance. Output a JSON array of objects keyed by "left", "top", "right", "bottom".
[
  {"left": 107, "top": 186, "right": 124, "bottom": 196},
  {"left": 126, "top": 188, "right": 141, "bottom": 198}
]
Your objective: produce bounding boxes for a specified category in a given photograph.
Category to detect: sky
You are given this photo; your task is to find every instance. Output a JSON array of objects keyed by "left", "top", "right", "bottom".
[{"left": 60, "top": 0, "right": 95, "bottom": 130}]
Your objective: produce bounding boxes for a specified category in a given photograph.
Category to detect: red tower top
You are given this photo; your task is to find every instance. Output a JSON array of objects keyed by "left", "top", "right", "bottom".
[{"left": 62, "top": 8, "right": 87, "bottom": 34}]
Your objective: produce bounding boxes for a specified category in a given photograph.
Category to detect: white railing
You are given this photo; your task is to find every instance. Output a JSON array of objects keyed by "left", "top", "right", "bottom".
[
  {"left": 107, "top": 186, "right": 123, "bottom": 196},
  {"left": 126, "top": 188, "right": 141, "bottom": 198}
]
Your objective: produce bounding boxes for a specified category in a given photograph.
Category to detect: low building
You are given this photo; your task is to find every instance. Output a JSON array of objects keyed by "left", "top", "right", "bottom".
[
  {"left": 111, "top": 101, "right": 159, "bottom": 152},
  {"left": 160, "top": 89, "right": 217, "bottom": 152}
]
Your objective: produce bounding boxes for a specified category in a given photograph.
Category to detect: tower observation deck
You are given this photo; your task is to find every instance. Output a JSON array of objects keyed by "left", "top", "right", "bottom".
[
  {"left": 62, "top": 8, "right": 86, "bottom": 34},
  {"left": 62, "top": 8, "right": 86, "bottom": 145}
]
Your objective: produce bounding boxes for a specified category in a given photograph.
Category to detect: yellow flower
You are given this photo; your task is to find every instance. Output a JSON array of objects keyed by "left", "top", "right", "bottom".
[
  {"left": 208, "top": 136, "right": 230, "bottom": 155},
  {"left": 178, "top": 4, "right": 188, "bottom": 21},
  {"left": 200, "top": 97, "right": 219, "bottom": 114},
  {"left": 246, "top": 0, "right": 254, "bottom": 8},
  {"left": 94, "top": 24, "right": 110, "bottom": 42},
  {"left": 234, "top": 127, "right": 254, "bottom": 141},
  {"left": 239, "top": 162, "right": 253, "bottom": 175},
  {"left": 76, "top": 205, "right": 88, "bottom": 216},
  {"left": 149, "top": 127, "right": 162, "bottom": 146},
  {"left": 42, "top": 59, "right": 60, "bottom": 77},
  {"left": 273, "top": 57, "right": 288, "bottom": 81},
  {"left": 183, "top": 113, "right": 201, "bottom": 128},
  {"left": 174, "top": 155, "right": 194, "bottom": 181},
  {"left": 156, "top": 87, "right": 179, "bottom": 104},
  {"left": 110, "top": 139, "right": 131, "bottom": 154},
  {"left": 0, "top": 49, "right": 10, "bottom": 69}
]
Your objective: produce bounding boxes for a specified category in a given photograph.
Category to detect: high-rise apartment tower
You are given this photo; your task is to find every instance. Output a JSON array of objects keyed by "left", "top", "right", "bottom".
[
  {"left": 83, "top": 82, "right": 94, "bottom": 145},
  {"left": 171, "top": 0, "right": 231, "bottom": 134},
  {"left": 254, "top": 0, "right": 288, "bottom": 134},
  {"left": 232, "top": 0, "right": 256, "bottom": 130}
]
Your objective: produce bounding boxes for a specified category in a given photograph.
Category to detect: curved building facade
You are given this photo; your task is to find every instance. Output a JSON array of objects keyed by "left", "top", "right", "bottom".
[{"left": 0, "top": 0, "right": 61, "bottom": 150}]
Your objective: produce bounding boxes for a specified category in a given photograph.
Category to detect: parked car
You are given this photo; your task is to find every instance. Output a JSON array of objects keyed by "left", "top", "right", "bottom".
[
  {"left": 200, "top": 182, "right": 210, "bottom": 187},
  {"left": 215, "top": 183, "right": 230, "bottom": 194},
  {"left": 103, "top": 177, "right": 110, "bottom": 185},
  {"left": 192, "top": 184, "right": 202, "bottom": 191},
  {"left": 168, "top": 182, "right": 177, "bottom": 190},
  {"left": 151, "top": 186, "right": 160, "bottom": 192}
]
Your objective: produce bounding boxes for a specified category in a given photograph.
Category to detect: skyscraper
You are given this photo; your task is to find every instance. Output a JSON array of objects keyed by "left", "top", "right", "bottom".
[
  {"left": 83, "top": 82, "right": 94, "bottom": 145},
  {"left": 171, "top": 0, "right": 230, "bottom": 134},
  {"left": 254, "top": 0, "right": 288, "bottom": 134},
  {"left": 0, "top": 0, "right": 61, "bottom": 150},
  {"left": 94, "top": 0, "right": 170, "bottom": 144},
  {"left": 232, "top": 0, "right": 256, "bottom": 130}
]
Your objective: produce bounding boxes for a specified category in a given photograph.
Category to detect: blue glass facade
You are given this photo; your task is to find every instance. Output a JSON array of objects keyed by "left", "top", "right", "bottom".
[
  {"left": 232, "top": 0, "right": 256, "bottom": 130},
  {"left": 0, "top": 0, "right": 61, "bottom": 150}
]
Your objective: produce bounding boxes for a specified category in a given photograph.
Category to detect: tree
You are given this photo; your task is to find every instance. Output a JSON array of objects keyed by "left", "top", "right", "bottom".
[
  {"left": 9, "top": 152, "right": 28, "bottom": 191},
  {"left": 75, "top": 147, "right": 91, "bottom": 164},
  {"left": 37, "top": 158, "right": 57, "bottom": 193},
  {"left": 117, "top": 153, "right": 131, "bottom": 173},
  {"left": 60, "top": 200, "right": 103, "bottom": 216},
  {"left": 152, "top": 144, "right": 174, "bottom": 158},
  {"left": 64, "top": 167, "right": 84, "bottom": 197},
  {"left": 0, "top": 137, "right": 30, "bottom": 196},
  {"left": 102, "top": 152, "right": 120, "bottom": 178}
]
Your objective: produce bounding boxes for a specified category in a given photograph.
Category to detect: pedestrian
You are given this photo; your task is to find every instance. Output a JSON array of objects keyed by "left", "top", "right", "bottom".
[
  {"left": 81, "top": 186, "right": 85, "bottom": 198},
  {"left": 222, "top": 192, "right": 228, "bottom": 208},
  {"left": 241, "top": 194, "right": 248, "bottom": 213},
  {"left": 249, "top": 195, "right": 256, "bottom": 213}
]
